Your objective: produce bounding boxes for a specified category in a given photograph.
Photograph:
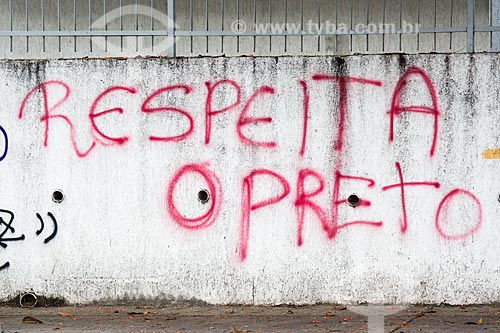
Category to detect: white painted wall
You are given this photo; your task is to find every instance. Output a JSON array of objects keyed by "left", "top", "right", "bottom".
[{"left": 0, "top": 54, "right": 499, "bottom": 305}]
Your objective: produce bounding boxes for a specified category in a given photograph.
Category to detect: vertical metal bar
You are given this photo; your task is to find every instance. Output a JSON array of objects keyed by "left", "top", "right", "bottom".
[
  {"left": 490, "top": 0, "right": 492, "bottom": 50},
  {"left": 58, "top": 0, "right": 61, "bottom": 52},
  {"left": 120, "top": 0, "right": 123, "bottom": 52},
  {"left": 221, "top": 0, "right": 224, "bottom": 54},
  {"left": 151, "top": 0, "right": 154, "bottom": 51},
  {"left": 206, "top": 0, "right": 209, "bottom": 54},
  {"left": 237, "top": 0, "right": 240, "bottom": 53},
  {"left": 335, "top": 0, "right": 338, "bottom": 52},
  {"left": 189, "top": 0, "right": 193, "bottom": 54},
  {"left": 366, "top": 0, "right": 370, "bottom": 52},
  {"left": 450, "top": 0, "right": 453, "bottom": 50},
  {"left": 382, "top": 0, "right": 385, "bottom": 52},
  {"left": 42, "top": 0, "right": 46, "bottom": 53},
  {"left": 89, "top": 0, "right": 92, "bottom": 52},
  {"left": 399, "top": 0, "right": 402, "bottom": 51},
  {"left": 433, "top": 0, "right": 436, "bottom": 51},
  {"left": 9, "top": 0, "right": 12, "bottom": 52},
  {"left": 136, "top": 0, "right": 139, "bottom": 52},
  {"left": 492, "top": 0, "right": 500, "bottom": 51},
  {"left": 350, "top": 0, "right": 353, "bottom": 53},
  {"left": 104, "top": 0, "right": 107, "bottom": 52},
  {"left": 25, "top": 0, "right": 28, "bottom": 52},
  {"left": 300, "top": 0, "right": 304, "bottom": 53},
  {"left": 284, "top": 0, "right": 287, "bottom": 53},
  {"left": 417, "top": 0, "right": 420, "bottom": 51},
  {"left": 269, "top": 0, "right": 272, "bottom": 53},
  {"left": 317, "top": 0, "right": 321, "bottom": 52},
  {"left": 467, "top": 0, "right": 474, "bottom": 52},
  {"left": 253, "top": 0, "right": 257, "bottom": 53},
  {"left": 73, "top": 0, "right": 77, "bottom": 52},
  {"left": 167, "top": 0, "right": 175, "bottom": 56}
]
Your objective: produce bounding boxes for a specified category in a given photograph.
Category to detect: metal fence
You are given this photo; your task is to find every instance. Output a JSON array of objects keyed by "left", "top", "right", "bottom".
[{"left": 0, "top": 0, "right": 498, "bottom": 58}]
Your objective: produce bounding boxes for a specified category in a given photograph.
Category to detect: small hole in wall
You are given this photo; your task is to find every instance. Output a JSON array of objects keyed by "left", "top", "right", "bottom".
[
  {"left": 347, "top": 194, "right": 360, "bottom": 208},
  {"left": 198, "top": 189, "right": 210, "bottom": 204},
  {"left": 52, "top": 190, "right": 64, "bottom": 203},
  {"left": 19, "top": 292, "right": 38, "bottom": 308}
]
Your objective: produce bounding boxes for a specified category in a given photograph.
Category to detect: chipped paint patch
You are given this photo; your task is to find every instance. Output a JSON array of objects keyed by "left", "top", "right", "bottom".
[{"left": 482, "top": 148, "right": 500, "bottom": 159}]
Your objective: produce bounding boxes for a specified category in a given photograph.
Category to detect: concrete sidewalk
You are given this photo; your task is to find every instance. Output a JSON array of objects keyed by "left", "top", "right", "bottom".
[{"left": 0, "top": 304, "right": 499, "bottom": 332}]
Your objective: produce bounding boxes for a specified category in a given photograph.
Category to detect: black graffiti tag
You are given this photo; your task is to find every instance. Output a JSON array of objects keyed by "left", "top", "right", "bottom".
[{"left": 0, "top": 209, "right": 25, "bottom": 271}]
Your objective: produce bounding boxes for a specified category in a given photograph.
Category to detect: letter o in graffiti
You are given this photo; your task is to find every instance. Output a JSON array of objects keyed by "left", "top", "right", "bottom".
[
  {"left": 435, "top": 189, "right": 482, "bottom": 240},
  {"left": 0, "top": 125, "right": 8, "bottom": 162},
  {"left": 166, "top": 163, "right": 222, "bottom": 230}
]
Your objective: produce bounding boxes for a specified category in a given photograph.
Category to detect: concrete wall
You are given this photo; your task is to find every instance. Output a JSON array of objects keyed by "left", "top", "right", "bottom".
[
  {"left": 0, "top": 53, "right": 499, "bottom": 305},
  {"left": 0, "top": 0, "right": 492, "bottom": 59}
]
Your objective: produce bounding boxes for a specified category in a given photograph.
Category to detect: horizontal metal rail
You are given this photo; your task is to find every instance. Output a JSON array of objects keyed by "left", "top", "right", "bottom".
[
  {"left": 0, "top": 26, "right": 474, "bottom": 38},
  {"left": 0, "top": 31, "right": 170, "bottom": 37},
  {"left": 174, "top": 27, "right": 469, "bottom": 36}
]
